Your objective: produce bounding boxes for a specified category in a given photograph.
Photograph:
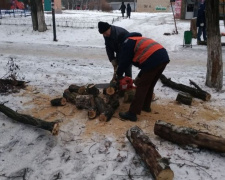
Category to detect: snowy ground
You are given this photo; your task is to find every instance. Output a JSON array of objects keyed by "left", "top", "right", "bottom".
[{"left": 0, "top": 10, "right": 225, "bottom": 180}]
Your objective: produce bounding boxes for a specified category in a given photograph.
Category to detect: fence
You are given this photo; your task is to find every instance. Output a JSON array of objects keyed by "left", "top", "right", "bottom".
[{"left": 0, "top": 9, "right": 31, "bottom": 18}]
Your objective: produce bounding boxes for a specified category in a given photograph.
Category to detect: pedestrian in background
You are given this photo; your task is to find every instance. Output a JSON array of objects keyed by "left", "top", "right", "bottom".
[
  {"left": 119, "top": 2, "right": 126, "bottom": 18},
  {"left": 127, "top": 3, "right": 131, "bottom": 19},
  {"left": 98, "top": 21, "right": 132, "bottom": 80},
  {"left": 196, "top": 3, "right": 207, "bottom": 44},
  {"left": 116, "top": 33, "right": 170, "bottom": 122}
]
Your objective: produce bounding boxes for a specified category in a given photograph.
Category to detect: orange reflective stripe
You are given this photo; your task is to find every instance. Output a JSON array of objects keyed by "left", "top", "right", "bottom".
[{"left": 128, "top": 37, "right": 164, "bottom": 64}]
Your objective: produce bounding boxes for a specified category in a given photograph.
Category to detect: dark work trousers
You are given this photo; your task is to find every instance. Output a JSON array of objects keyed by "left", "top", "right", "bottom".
[
  {"left": 124, "top": 64, "right": 132, "bottom": 78},
  {"left": 197, "top": 26, "right": 207, "bottom": 41},
  {"left": 129, "top": 62, "right": 168, "bottom": 115}
]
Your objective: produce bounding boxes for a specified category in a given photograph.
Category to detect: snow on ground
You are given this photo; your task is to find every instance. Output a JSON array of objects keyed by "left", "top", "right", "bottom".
[{"left": 0, "top": 10, "right": 225, "bottom": 180}]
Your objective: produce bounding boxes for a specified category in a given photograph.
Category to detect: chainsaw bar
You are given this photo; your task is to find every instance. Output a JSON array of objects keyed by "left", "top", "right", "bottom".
[{"left": 95, "top": 83, "right": 110, "bottom": 89}]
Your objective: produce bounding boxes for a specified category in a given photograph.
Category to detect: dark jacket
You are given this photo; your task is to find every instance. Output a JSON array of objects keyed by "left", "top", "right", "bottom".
[
  {"left": 119, "top": 2, "right": 126, "bottom": 14},
  {"left": 117, "top": 33, "right": 169, "bottom": 77},
  {"left": 196, "top": 4, "right": 206, "bottom": 27},
  {"left": 104, "top": 25, "right": 129, "bottom": 62},
  {"left": 127, "top": 4, "right": 131, "bottom": 16}
]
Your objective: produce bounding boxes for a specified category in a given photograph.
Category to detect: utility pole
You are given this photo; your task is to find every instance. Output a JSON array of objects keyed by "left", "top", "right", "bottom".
[{"left": 51, "top": 0, "right": 57, "bottom": 41}]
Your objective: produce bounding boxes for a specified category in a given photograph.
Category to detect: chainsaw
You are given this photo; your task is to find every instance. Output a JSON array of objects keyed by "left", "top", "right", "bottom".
[{"left": 95, "top": 76, "right": 136, "bottom": 90}]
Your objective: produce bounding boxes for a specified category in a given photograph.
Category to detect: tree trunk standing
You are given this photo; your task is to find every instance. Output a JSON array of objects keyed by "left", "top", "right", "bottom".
[
  {"left": 30, "top": 0, "right": 47, "bottom": 32},
  {"left": 205, "top": 0, "right": 223, "bottom": 90},
  {"left": 36, "top": 0, "right": 47, "bottom": 32}
]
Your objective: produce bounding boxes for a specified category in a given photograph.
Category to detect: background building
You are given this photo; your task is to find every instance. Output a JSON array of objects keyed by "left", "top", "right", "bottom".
[{"left": 136, "top": 0, "right": 172, "bottom": 12}]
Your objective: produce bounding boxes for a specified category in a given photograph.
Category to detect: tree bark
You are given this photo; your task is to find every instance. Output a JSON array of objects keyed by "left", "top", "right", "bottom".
[
  {"left": 75, "top": 95, "right": 95, "bottom": 109},
  {"left": 176, "top": 92, "right": 192, "bottom": 105},
  {"left": 0, "top": 104, "right": 59, "bottom": 135},
  {"left": 0, "top": 79, "right": 26, "bottom": 87},
  {"left": 69, "top": 84, "right": 86, "bottom": 95},
  {"left": 30, "top": 0, "right": 38, "bottom": 31},
  {"left": 63, "top": 89, "right": 78, "bottom": 104},
  {"left": 86, "top": 84, "right": 100, "bottom": 97},
  {"left": 30, "top": 0, "right": 47, "bottom": 32},
  {"left": 127, "top": 126, "right": 174, "bottom": 180},
  {"left": 205, "top": 0, "right": 223, "bottom": 90},
  {"left": 190, "top": 17, "right": 197, "bottom": 38},
  {"left": 154, "top": 120, "right": 225, "bottom": 153},
  {"left": 160, "top": 74, "right": 211, "bottom": 101},
  {"left": 99, "top": 95, "right": 119, "bottom": 122}
]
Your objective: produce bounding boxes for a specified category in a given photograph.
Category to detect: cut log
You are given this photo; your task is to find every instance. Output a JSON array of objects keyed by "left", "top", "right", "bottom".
[
  {"left": 86, "top": 84, "right": 100, "bottom": 96},
  {"left": 75, "top": 95, "right": 95, "bottom": 109},
  {"left": 103, "top": 80, "right": 118, "bottom": 96},
  {"left": 99, "top": 106, "right": 115, "bottom": 122},
  {"left": 154, "top": 120, "right": 225, "bottom": 153},
  {"left": 68, "top": 84, "right": 86, "bottom": 95},
  {"left": 176, "top": 92, "right": 192, "bottom": 105},
  {"left": 88, "top": 107, "right": 99, "bottom": 119},
  {"left": 123, "top": 89, "right": 136, "bottom": 103},
  {"left": 0, "top": 104, "right": 59, "bottom": 135},
  {"left": 50, "top": 97, "right": 67, "bottom": 106},
  {"left": 99, "top": 94, "right": 119, "bottom": 122},
  {"left": 127, "top": 126, "right": 174, "bottom": 180},
  {"left": 160, "top": 74, "right": 211, "bottom": 101},
  {"left": 94, "top": 96, "right": 106, "bottom": 114},
  {"left": 0, "top": 79, "right": 26, "bottom": 87},
  {"left": 63, "top": 89, "right": 78, "bottom": 104}
]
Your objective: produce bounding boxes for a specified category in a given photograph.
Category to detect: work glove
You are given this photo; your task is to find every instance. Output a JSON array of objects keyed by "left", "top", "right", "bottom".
[{"left": 133, "top": 75, "right": 141, "bottom": 86}]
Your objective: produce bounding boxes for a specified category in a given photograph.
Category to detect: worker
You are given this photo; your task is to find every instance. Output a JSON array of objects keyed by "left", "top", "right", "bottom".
[
  {"left": 196, "top": 3, "right": 207, "bottom": 44},
  {"left": 116, "top": 32, "right": 170, "bottom": 121},
  {"left": 98, "top": 21, "right": 132, "bottom": 80}
]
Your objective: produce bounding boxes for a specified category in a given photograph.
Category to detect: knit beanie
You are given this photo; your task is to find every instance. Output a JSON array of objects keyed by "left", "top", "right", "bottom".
[{"left": 98, "top": 21, "right": 111, "bottom": 34}]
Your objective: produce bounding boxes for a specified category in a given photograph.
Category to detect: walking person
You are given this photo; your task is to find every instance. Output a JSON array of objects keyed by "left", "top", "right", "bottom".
[
  {"left": 98, "top": 21, "right": 132, "bottom": 80},
  {"left": 126, "top": 3, "right": 131, "bottom": 19},
  {"left": 116, "top": 32, "right": 170, "bottom": 121},
  {"left": 196, "top": 3, "right": 207, "bottom": 44},
  {"left": 119, "top": 2, "right": 126, "bottom": 18}
]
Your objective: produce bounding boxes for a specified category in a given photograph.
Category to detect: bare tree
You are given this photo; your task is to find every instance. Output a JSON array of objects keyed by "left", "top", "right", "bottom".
[
  {"left": 30, "top": 0, "right": 47, "bottom": 32},
  {"left": 205, "top": 0, "right": 223, "bottom": 90}
]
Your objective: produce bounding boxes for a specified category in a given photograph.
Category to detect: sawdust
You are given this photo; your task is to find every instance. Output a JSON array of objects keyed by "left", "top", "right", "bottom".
[{"left": 20, "top": 86, "right": 225, "bottom": 140}]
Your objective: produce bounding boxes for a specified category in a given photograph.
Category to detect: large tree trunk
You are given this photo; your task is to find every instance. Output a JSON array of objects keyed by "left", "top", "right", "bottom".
[
  {"left": 205, "top": 0, "right": 223, "bottom": 90},
  {"left": 154, "top": 120, "right": 225, "bottom": 153},
  {"left": 30, "top": 0, "right": 47, "bottom": 32},
  {"left": 0, "top": 104, "right": 59, "bottom": 135},
  {"left": 127, "top": 126, "right": 174, "bottom": 180}
]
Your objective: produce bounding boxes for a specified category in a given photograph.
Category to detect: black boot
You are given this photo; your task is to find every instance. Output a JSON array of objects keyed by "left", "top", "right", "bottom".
[{"left": 119, "top": 111, "right": 137, "bottom": 122}]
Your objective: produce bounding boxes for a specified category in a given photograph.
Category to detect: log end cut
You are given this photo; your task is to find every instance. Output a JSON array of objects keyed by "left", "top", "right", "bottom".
[
  {"left": 205, "top": 93, "right": 211, "bottom": 101},
  {"left": 51, "top": 97, "right": 67, "bottom": 106},
  {"left": 52, "top": 122, "right": 60, "bottom": 136},
  {"left": 99, "top": 113, "right": 107, "bottom": 122},
  {"left": 88, "top": 108, "right": 97, "bottom": 119},
  {"left": 106, "top": 87, "right": 116, "bottom": 96},
  {"left": 156, "top": 168, "right": 174, "bottom": 180}
]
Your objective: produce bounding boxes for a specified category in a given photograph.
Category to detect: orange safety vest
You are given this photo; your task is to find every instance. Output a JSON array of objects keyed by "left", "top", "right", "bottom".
[{"left": 128, "top": 37, "right": 164, "bottom": 64}]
